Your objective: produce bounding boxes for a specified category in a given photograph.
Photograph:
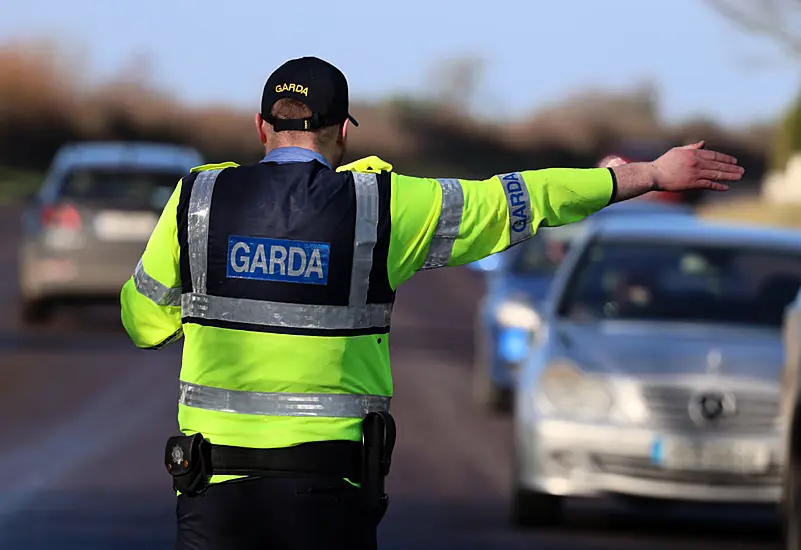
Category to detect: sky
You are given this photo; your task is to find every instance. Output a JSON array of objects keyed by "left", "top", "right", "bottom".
[{"left": 2, "top": 0, "right": 799, "bottom": 127}]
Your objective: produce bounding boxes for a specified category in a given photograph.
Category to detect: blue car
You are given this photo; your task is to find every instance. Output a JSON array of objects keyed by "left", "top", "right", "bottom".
[{"left": 469, "top": 199, "right": 694, "bottom": 413}]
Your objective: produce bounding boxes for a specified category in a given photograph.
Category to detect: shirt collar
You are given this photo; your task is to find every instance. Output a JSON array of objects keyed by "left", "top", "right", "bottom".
[{"left": 262, "top": 146, "right": 331, "bottom": 169}]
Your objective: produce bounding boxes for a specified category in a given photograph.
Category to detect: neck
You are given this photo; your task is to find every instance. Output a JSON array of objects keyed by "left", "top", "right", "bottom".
[{"left": 265, "top": 144, "right": 337, "bottom": 167}]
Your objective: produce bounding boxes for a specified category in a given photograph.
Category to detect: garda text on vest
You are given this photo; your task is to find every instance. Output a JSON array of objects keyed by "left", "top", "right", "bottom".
[
  {"left": 227, "top": 235, "right": 330, "bottom": 285},
  {"left": 501, "top": 172, "right": 531, "bottom": 235}
]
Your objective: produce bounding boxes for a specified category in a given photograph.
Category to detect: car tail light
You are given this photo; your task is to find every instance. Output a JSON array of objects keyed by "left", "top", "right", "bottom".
[
  {"left": 41, "top": 204, "right": 82, "bottom": 230},
  {"left": 651, "top": 191, "right": 683, "bottom": 203}
]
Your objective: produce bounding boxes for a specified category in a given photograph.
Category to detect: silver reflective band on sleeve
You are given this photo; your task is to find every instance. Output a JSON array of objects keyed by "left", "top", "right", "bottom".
[
  {"left": 187, "top": 169, "right": 223, "bottom": 295},
  {"left": 498, "top": 171, "right": 533, "bottom": 247},
  {"left": 179, "top": 381, "right": 391, "bottom": 418},
  {"left": 349, "top": 173, "right": 379, "bottom": 306},
  {"left": 181, "top": 293, "right": 392, "bottom": 330},
  {"left": 133, "top": 259, "right": 181, "bottom": 306},
  {"left": 421, "top": 178, "right": 464, "bottom": 270}
]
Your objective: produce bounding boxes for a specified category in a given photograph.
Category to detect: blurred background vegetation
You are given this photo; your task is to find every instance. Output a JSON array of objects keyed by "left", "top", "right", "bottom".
[
  {"left": 1, "top": 0, "right": 800, "bottom": 217},
  {"left": 0, "top": 40, "right": 770, "bottom": 199}
]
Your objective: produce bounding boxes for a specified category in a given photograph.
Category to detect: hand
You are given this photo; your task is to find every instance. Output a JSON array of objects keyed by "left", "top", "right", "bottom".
[{"left": 651, "top": 141, "right": 744, "bottom": 192}]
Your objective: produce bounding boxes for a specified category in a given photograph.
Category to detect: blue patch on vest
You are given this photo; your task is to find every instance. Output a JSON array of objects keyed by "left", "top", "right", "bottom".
[{"left": 226, "top": 235, "right": 330, "bottom": 285}]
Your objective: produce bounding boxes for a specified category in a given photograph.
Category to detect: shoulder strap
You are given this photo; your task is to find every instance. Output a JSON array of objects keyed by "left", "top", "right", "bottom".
[
  {"left": 189, "top": 161, "right": 240, "bottom": 173},
  {"left": 337, "top": 156, "right": 393, "bottom": 174}
]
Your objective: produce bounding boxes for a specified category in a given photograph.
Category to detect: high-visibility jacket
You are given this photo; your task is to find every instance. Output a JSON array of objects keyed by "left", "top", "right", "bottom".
[{"left": 120, "top": 154, "right": 613, "bottom": 484}]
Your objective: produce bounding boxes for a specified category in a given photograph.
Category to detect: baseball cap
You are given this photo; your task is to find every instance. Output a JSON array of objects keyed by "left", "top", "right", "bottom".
[{"left": 261, "top": 56, "right": 359, "bottom": 132}]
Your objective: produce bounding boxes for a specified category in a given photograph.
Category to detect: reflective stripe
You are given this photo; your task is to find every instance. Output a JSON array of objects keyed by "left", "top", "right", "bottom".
[
  {"left": 421, "top": 178, "right": 464, "bottom": 270},
  {"left": 349, "top": 173, "right": 379, "bottom": 306},
  {"left": 187, "top": 169, "right": 223, "bottom": 294},
  {"left": 179, "top": 380, "right": 390, "bottom": 418},
  {"left": 181, "top": 293, "right": 391, "bottom": 330},
  {"left": 498, "top": 171, "right": 533, "bottom": 247},
  {"left": 133, "top": 259, "right": 181, "bottom": 306}
]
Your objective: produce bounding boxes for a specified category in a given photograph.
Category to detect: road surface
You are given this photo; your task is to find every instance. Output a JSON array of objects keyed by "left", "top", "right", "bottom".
[{"left": 0, "top": 205, "right": 781, "bottom": 549}]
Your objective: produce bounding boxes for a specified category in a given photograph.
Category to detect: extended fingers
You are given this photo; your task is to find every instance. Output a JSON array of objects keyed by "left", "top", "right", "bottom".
[
  {"left": 697, "top": 149, "right": 739, "bottom": 165},
  {"left": 698, "top": 169, "right": 743, "bottom": 181},
  {"left": 698, "top": 160, "right": 745, "bottom": 174},
  {"left": 695, "top": 180, "right": 730, "bottom": 191}
]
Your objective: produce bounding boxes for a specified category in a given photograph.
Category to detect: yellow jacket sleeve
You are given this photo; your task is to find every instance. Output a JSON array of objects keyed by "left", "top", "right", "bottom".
[
  {"left": 120, "top": 179, "right": 184, "bottom": 349},
  {"left": 387, "top": 168, "right": 614, "bottom": 288},
  {"left": 120, "top": 161, "right": 239, "bottom": 349}
]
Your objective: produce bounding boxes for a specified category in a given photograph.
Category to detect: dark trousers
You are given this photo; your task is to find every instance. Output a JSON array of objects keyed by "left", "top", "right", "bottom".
[{"left": 176, "top": 474, "right": 379, "bottom": 550}]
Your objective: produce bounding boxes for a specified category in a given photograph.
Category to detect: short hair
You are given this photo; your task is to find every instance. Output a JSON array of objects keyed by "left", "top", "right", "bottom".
[{"left": 269, "top": 98, "right": 339, "bottom": 145}]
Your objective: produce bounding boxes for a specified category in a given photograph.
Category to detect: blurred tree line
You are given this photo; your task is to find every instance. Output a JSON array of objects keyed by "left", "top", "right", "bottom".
[
  {"left": 707, "top": 0, "right": 801, "bottom": 172},
  {"left": 0, "top": 37, "right": 775, "bottom": 192}
]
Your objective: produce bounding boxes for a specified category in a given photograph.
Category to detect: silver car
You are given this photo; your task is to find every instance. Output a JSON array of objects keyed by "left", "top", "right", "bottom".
[
  {"left": 512, "top": 215, "right": 801, "bottom": 527},
  {"left": 777, "top": 280, "right": 801, "bottom": 548},
  {"left": 469, "top": 200, "right": 694, "bottom": 413},
  {"left": 18, "top": 141, "right": 203, "bottom": 324}
]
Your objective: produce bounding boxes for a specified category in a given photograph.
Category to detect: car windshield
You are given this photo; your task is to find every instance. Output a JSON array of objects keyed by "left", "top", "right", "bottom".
[
  {"left": 558, "top": 239, "right": 801, "bottom": 328},
  {"left": 508, "top": 227, "right": 578, "bottom": 276},
  {"left": 59, "top": 167, "right": 183, "bottom": 211}
]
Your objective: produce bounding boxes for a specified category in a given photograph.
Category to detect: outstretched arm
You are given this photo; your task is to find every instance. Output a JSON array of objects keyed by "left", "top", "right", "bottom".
[
  {"left": 387, "top": 141, "right": 744, "bottom": 289},
  {"left": 387, "top": 167, "right": 613, "bottom": 289}
]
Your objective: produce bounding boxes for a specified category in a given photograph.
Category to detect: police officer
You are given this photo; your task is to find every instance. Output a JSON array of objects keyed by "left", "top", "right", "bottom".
[{"left": 120, "top": 56, "right": 744, "bottom": 550}]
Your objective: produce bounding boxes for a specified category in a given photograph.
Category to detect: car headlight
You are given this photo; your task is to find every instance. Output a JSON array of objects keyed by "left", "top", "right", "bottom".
[
  {"left": 496, "top": 300, "right": 541, "bottom": 330},
  {"left": 609, "top": 379, "right": 650, "bottom": 424},
  {"left": 537, "top": 359, "right": 612, "bottom": 421}
]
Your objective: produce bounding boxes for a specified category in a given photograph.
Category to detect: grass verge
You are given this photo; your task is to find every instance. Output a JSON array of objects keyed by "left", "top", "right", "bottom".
[{"left": 0, "top": 167, "right": 41, "bottom": 204}]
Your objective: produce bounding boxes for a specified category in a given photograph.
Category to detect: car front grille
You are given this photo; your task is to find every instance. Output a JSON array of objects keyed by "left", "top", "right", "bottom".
[
  {"left": 592, "top": 454, "right": 781, "bottom": 485},
  {"left": 641, "top": 384, "right": 779, "bottom": 434}
]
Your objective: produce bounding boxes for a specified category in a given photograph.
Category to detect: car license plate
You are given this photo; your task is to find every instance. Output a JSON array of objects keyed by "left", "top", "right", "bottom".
[
  {"left": 94, "top": 211, "right": 157, "bottom": 242},
  {"left": 651, "top": 437, "right": 770, "bottom": 474}
]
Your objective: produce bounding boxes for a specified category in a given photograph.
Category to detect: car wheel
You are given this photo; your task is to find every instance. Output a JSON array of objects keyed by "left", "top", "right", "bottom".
[
  {"left": 511, "top": 487, "right": 564, "bottom": 528},
  {"left": 20, "top": 297, "right": 54, "bottom": 325},
  {"left": 785, "top": 457, "right": 801, "bottom": 550},
  {"left": 471, "top": 327, "right": 512, "bottom": 413}
]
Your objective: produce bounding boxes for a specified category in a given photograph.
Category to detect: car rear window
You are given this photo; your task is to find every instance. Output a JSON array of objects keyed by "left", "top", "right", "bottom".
[{"left": 58, "top": 168, "right": 183, "bottom": 210}]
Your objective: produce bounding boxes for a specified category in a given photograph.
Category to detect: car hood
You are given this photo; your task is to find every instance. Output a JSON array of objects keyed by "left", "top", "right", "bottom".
[{"left": 552, "top": 320, "right": 783, "bottom": 380}]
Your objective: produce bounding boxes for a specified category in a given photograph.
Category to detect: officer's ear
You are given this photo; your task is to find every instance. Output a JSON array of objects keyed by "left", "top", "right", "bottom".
[
  {"left": 255, "top": 113, "right": 268, "bottom": 145},
  {"left": 338, "top": 119, "right": 349, "bottom": 145}
]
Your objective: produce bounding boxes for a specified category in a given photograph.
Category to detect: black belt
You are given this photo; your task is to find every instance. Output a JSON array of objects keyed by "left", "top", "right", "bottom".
[
  {"left": 165, "top": 434, "right": 363, "bottom": 496},
  {"left": 166, "top": 413, "right": 395, "bottom": 526},
  {"left": 209, "top": 440, "right": 363, "bottom": 481}
]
